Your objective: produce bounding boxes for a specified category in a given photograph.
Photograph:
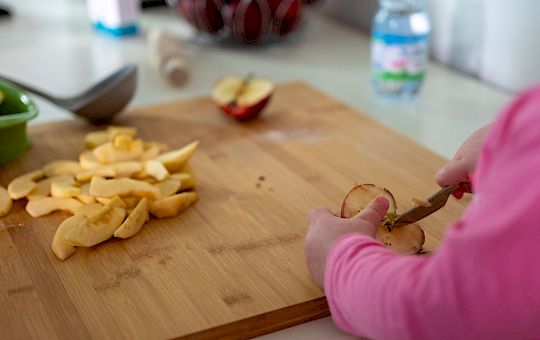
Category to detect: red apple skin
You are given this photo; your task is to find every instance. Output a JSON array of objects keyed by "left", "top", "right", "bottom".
[
  {"left": 223, "top": 0, "right": 272, "bottom": 44},
  {"left": 178, "top": 0, "right": 197, "bottom": 26},
  {"left": 269, "top": 0, "right": 303, "bottom": 36},
  {"left": 267, "top": 0, "right": 281, "bottom": 14},
  {"left": 218, "top": 93, "right": 273, "bottom": 121},
  {"left": 178, "top": 0, "right": 224, "bottom": 34}
]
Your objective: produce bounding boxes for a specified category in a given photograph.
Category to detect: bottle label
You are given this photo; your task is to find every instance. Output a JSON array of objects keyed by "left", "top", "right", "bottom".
[{"left": 371, "top": 32, "right": 429, "bottom": 81}]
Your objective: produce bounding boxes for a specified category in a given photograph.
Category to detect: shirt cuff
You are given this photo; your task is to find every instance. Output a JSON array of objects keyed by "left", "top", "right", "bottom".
[{"left": 324, "top": 233, "right": 386, "bottom": 335}]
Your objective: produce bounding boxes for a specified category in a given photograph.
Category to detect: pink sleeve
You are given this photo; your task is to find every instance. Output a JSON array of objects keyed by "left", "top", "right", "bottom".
[{"left": 324, "top": 85, "right": 540, "bottom": 339}]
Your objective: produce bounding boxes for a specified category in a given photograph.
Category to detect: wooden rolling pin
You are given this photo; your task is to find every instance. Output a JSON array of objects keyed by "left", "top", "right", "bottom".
[{"left": 147, "top": 29, "right": 189, "bottom": 86}]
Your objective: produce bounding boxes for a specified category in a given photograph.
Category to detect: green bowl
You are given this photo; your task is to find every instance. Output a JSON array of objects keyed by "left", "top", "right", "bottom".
[{"left": 0, "top": 80, "right": 39, "bottom": 165}]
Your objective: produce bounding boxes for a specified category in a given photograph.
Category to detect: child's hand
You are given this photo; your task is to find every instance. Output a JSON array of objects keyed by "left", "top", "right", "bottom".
[
  {"left": 435, "top": 125, "right": 490, "bottom": 198},
  {"left": 304, "top": 197, "right": 389, "bottom": 288}
]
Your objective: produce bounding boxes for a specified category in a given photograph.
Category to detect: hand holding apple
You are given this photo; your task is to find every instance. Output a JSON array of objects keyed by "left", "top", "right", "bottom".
[{"left": 305, "top": 197, "right": 389, "bottom": 288}]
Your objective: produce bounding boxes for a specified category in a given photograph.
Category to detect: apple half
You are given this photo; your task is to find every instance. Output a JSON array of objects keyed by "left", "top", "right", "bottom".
[
  {"left": 212, "top": 76, "right": 274, "bottom": 121},
  {"left": 341, "top": 184, "right": 425, "bottom": 254}
]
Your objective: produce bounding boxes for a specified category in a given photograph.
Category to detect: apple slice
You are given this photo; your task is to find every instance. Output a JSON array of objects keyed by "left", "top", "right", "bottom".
[
  {"left": 156, "top": 141, "right": 199, "bottom": 173},
  {"left": 150, "top": 192, "right": 198, "bottom": 218},
  {"left": 27, "top": 175, "right": 74, "bottom": 200},
  {"left": 26, "top": 197, "right": 83, "bottom": 218},
  {"left": 212, "top": 75, "right": 274, "bottom": 121},
  {"left": 51, "top": 181, "right": 81, "bottom": 198},
  {"left": 8, "top": 170, "right": 46, "bottom": 200},
  {"left": 170, "top": 172, "right": 196, "bottom": 191},
  {"left": 43, "top": 160, "right": 81, "bottom": 177},
  {"left": 114, "top": 198, "right": 150, "bottom": 239},
  {"left": 89, "top": 177, "right": 161, "bottom": 200},
  {"left": 75, "top": 202, "right": 105, "bottom": 217},
  {"left": 155, "top": 179, "right": 182, "bottom": 197},
  {"left": 79, "top": 150, "right": 103, "bottom": 170},
  {"left": 0, "top": 186, "right": 13, "bottom": 217},
  {"left": 341, "top": 184, "right": 425, "bottom": 254},
  {"left": 52, "top": 214, "right": 87, "bottom": 261},
  {"left": 65, "top": 205, "right": 126, "bottom": 247}
]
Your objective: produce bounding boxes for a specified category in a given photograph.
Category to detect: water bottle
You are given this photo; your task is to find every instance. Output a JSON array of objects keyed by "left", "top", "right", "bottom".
[{"left": 371, "top": 0, "right": 430, "bottom": 99}]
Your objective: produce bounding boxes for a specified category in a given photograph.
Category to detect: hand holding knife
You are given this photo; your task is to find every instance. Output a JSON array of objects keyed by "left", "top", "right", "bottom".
[{"left": 391, "top": 184, "right": 461, "bottom": 229}]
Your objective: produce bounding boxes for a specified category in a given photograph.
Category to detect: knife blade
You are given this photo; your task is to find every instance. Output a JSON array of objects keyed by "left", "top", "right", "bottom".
[{"left": 393, "top": 184, "right": 460, "bottom": 228}]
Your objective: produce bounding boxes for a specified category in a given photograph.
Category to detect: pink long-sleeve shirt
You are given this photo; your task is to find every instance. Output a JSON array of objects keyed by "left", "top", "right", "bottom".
[{"left": 325, "top": 85, "right": 540, "bottom": 339}]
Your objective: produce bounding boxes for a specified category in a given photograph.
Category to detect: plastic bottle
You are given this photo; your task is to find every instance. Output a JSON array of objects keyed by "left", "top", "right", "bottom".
[{"left": 371, "top": 0, "right": 430, "bottom": 99}]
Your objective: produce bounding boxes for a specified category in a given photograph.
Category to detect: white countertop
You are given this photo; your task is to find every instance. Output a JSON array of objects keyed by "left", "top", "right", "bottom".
[{"left": 0, "top": 0, "right": 513, "bottom": 338}]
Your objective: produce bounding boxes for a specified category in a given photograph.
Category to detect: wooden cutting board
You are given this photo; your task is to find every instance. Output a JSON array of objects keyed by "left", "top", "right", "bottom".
[{"left": 0, "top": 82, "right": 469, "bottom": 339}]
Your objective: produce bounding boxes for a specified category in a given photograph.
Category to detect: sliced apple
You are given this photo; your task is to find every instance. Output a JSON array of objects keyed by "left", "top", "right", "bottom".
[
  {"left": 93, "top": 137, "right": 144, "bottom": 164},
  {"left": 133, "top": 176, "right": 159, "bottom": 184},
  {"left": 86, "top": 203, "right": 114, "bottom": 223},
  {"left": 122, "top": 196, "right": 142, "bottom": 210},
  {"left": 52, "top": 214, "right": 87, "bottom": 261},
  {"left": 150, "top": 192, "right": 198, "bottom": 218},
  {"left": 170, "top": 172, "right": 195, "bottom": 191},
  {"left": 143, "top": 160, "right": 169, "bottom": 181},
  {"left": 75, "top": 202, "right": 105, "bottom": 217},
  {"left": 76, "top": 183, "right": 96, "bottom": 204},
  {"left": 341, "top": 184, "right": 424, "bottom": 255},
  {"left": 26, "top": 197, "right": 83, "bottom": 217},
  {"left": 89, "top": 177, "right": 161, "bottom": 200},
  {"left": 43, "top": 160, "right": 82, "bottom": 177},
  {"left": 51, "top": 181, "right": 81, "bottom": 198},
  {"left": 114, "top": 198, "right": 150, "bottom": 239},
  {"left": 79, "top": 150, "right": 104, "bottom": 170},
  {"left": 111, "top": 161, "right": 143, "bottom": 177},
  {"left": 28, "top": 175, "right": 74, "bottom": 200},
  {"left": 85, "top": 127, "right": 137, "bottom": 149},
  {"left": 178, "top": 162, "right": 194, "bottom": 176},
  {"left": 155, "top": 179, "right": 182, "bottom": 197},
  {"left": 156, "top": 140, "right": 199, "bottom": 172},
  {"left": 76, "top": 161, "right": 142, "bottom": 182},
  {"left": 76, "top": 167, "right": 116, "bottom": 182},
  {"left": 212, "top": 76, "right": 274, "bottom": 121},
  {"left": 107, "top": 126, "right": 137, "bottom": 138},
  {"left": 0, "top": 186, "right": 13, "bottom": 217},
  {"left": 113, "top": 134, "right": 135, "bottom": 150},
  {"left": 85, "top": 131, "right": 111, "bottom": 149},
  {"left": 95, "top": 195, "right": 126, "bottom": 208},
  {"left": 141, "top": 142, "right": 168, "bottom": 160},
  {"left": 65, "top": 205, "right": 126, "bottom": 247},
  {"left": 8, "top": 170, "right": 46, "bottom": 200}
]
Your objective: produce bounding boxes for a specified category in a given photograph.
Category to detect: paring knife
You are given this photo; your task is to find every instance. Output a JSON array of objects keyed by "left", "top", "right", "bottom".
[{"left": 392, "top": 184, "right": 460, "bottom": 228}]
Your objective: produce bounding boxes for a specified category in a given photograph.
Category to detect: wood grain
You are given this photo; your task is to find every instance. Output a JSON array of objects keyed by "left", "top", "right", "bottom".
[{"left": 0, "top": 82, "right": 469, "bottom": 339}]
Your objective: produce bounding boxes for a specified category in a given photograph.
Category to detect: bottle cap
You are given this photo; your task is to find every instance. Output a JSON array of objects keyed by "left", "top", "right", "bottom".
[{"left": 380, "top": 0, "right": 423, "bottom": 11}]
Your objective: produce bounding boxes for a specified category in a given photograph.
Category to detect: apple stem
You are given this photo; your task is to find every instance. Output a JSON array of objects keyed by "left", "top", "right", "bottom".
[{"left": 231, "top": 72, "right": 255, "bottom": 105}]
